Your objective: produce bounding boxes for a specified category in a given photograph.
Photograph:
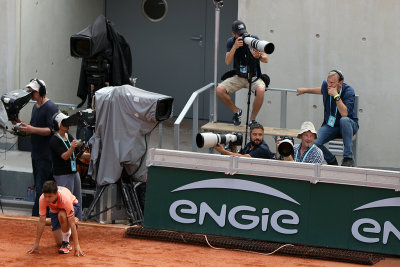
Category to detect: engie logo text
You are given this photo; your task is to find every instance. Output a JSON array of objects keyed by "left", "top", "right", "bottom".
[{"left": 168, "top": 178, "right": 301, "bottom": 235}]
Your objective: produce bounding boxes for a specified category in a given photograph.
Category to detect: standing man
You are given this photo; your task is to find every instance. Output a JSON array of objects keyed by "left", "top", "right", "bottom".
[
  {"left": 214, "top": 123, "right": 274, "bottom": 159},
  {"left": 276, "top": 121, "right": 324, "bottom": 164},
  {"left": 216, "top": 20, "right": 269, "bottom": 126},
  {"left": 27, "top": 180, "right": 85, "bottom": 256},
  {"left": 17, "top": 79, "right": 58, "bottom": 216},
  {"left": 297, "top": 70, "right": 359, "bottom": 166}
]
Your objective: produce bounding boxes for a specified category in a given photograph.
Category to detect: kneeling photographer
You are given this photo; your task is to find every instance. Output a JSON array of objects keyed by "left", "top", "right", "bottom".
[
  {"left": 276, "top": 121, "right": 323, "bottom": 164},
  {"left": 213, "top": 123, "right": 273, "bottom": 159}
]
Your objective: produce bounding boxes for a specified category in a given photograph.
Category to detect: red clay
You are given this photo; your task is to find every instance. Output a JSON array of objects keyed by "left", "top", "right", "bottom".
[{"left": 0, "top": 215, "right": 399, "bottom": 267}]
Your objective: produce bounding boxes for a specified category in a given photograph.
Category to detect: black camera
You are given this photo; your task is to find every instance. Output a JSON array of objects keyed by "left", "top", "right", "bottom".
[
  {"left": 1, "top": 89, "right": 33, "bottom": 122},
  {"left": 196, "top": 132, "right": 243, "bottom": 148},
  {"left": 63, "top": 109, "right": 96, "bottom": 129},
  {"left": 278, "top": 136, "right": 294, "bottom": 157}
]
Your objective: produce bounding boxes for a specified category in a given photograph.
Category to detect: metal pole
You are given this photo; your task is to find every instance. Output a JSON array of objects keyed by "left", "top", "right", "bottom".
[
  {"left": 280, "top": 91, "right": 288, "bottom": 128},
  {"left": 193, "top": 97, "right": 199, "bottom": 152},
  {"left": 212, "top": 1, "right": 223, "bottom": 122}
]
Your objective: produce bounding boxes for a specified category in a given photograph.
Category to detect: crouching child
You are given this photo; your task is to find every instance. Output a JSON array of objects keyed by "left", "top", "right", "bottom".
[{"left": 27, "top": 180, "right": 85, "bottom": 256}]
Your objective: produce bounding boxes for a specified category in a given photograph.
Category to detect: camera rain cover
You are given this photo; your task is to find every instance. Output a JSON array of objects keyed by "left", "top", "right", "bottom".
[{"left": 90, "top": 84, "right": 173, "bottom": 185}]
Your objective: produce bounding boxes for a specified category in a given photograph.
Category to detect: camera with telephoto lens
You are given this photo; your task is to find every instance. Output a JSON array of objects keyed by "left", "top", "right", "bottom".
[
  {"left": 196, "top": 132, "right": 243, "bottom": 148},
  {"left": 278, "top": 136, "right": 294, "bottom": 157},
  {"left": 241, "top": 33, "right": 275, "bottom": 54}
]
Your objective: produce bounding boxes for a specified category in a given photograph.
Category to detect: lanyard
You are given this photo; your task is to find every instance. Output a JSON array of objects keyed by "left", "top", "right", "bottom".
[
  {"left": 56, "top": 133, "right": 75, "bottom": 160},
  {"left": 295, "top": 144, "right": 315, "bottom": 163},
  {"left": 329, "top": 85, "right": 343, "bottom": 117}
]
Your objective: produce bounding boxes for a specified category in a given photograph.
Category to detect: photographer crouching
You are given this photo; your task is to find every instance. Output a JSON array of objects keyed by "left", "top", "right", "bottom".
[
  {"left": 213, "top": 123, "right": 273, "bottom": 159},
  {"left": 276, "top": 121, "right": 323, "bottom": 164}
]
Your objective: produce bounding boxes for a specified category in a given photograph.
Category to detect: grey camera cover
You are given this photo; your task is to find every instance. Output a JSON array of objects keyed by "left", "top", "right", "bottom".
[{"left": 90, "top": 84, "right": 171, "bottom": 185}]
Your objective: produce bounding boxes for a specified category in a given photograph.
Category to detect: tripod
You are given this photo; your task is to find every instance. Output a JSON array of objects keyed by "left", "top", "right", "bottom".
[
  {"left": 243, "top": 46, "right": 261, "bottom": 143},
  {"left": 83, "top": 168, "right": 143, "bottom": 225}
]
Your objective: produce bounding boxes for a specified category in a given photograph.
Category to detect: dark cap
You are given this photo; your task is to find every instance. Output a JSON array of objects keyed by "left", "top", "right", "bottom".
[{"left": 232, "top": 20, "right": 247, "bottom": 35}]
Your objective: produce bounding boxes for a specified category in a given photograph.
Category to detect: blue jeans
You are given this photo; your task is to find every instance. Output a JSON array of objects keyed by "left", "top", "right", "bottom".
[
  {"left": 314, "top": 117, "right": 359, "bottom": 163},
  {"left": 31, "top": 159, "right": 53, "bottom": 217}
]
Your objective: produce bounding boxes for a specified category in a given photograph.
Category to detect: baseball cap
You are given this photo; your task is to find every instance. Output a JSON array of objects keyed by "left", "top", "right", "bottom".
[
  {"left": 53, "top": 112, "right": 69, "bottom": 129},
  {"left": 26, "top": 79, "right": 46, "bottom": 92},
  {"left": 232, "top": 20, "right": 247, "bottom": 35},
  {"left": 297, "top": 121, "right": 317, "bottom": 139}
]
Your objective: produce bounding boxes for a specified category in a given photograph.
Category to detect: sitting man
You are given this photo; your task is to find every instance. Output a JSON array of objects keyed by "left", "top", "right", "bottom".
[
  {"left": 276, "top": 121, "right": 323, "bottom": 164},
  {"left": 216, "top": 20, "right": 269, "bottom": 126},
  {"left": 297, "top": 70, "right": 359, "bottom": 166},
  {"left": 27, "top": 180, "right": 85, "bottom": 256},
  {"left": 214, "top": 123, "right": 273, "bottom": 159}
]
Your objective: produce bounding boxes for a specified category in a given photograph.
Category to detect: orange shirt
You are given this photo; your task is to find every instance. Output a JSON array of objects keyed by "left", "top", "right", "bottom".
[{"left": 39, "top": 186, "right": 78, "bottom": 218}]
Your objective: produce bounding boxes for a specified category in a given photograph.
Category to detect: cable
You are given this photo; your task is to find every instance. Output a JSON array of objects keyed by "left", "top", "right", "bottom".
[{"left": 203, "top": 235, "right": 294, "bottom": 256}]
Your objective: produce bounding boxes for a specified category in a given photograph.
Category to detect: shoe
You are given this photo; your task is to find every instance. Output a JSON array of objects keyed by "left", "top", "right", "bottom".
[
  {"left": 327, "top": 157, "right": 338, "bottom": 165},
  {"left": 248, "top": 120, "right": 258, "bottom": 127},
  {"left": 58, "top": 241, "right": 72, "bottom": 254},
  {"left": 232, "top": 109, "right": 242, "bottom": 126},
  {"left": 341, "top": 158, "right": 355, "bottom": 167}
]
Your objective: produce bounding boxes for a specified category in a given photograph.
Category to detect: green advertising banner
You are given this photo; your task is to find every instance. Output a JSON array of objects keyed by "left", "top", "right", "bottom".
[{"left": 144, "top": 166, "right": 400, "bottom": 255}]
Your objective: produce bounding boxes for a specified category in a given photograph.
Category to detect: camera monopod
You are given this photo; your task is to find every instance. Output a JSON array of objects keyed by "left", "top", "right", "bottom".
[{"left": 243, "top": 46, "right": 261, "bottom": 144}]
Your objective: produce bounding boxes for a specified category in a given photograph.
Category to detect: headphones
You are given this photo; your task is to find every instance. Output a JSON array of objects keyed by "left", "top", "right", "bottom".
[
  {"left": 30, "top": 78, "right": 47, "bottom": 97},
  {"left": 330, "top": 70, "right": 344, "bottom": 82},
  {"left": 52, "top": 112, "right": 60, "bottom": 132}
]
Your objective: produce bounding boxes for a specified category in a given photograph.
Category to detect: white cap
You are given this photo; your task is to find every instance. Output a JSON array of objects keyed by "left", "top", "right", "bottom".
[
  {"left": 26, "top": 79, "right": 46, "bottom": 92},
  {"left": 297, "top": 121, "right": 317, "bottom": 139},
  {"left": 53, "top": 112, "right": 69, "bottom": 129}
]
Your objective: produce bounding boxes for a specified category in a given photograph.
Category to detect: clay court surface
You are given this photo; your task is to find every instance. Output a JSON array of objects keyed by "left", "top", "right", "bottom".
[{"left": 0, "top": 215, "right": 399, "bottom": 267}]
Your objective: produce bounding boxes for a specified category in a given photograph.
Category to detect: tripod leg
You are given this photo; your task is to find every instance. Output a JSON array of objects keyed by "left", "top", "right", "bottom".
[
  {"left": 83, "top": 185, "right": 107, "bottom": 221},
  {"left": 120, "top": 180, "right": 142, "bottom": 225}
]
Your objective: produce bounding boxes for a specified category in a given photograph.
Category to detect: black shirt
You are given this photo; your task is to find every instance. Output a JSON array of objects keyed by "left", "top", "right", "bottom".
[
  {"left": 241, "top": 141, "right": 273, "bottom": 159},
  {"left": 30, "top": 100, "right": 58, "bottom": 160},
  {"left": 50, "top": 133, "right": 78, "bottom": 175}
]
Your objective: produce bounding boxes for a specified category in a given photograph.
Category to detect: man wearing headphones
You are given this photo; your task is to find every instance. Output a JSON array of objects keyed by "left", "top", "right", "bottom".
[
  {"left": 297, "top": 70, "right": 359, "bottom": 167},
  {"left": 17, "top": 79, "right": 58, "bottom": 216}
]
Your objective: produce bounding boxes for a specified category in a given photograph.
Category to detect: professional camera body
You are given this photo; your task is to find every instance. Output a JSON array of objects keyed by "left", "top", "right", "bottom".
[
  {"left": 278, "top": 136, "right": 295, "bottom": 157},
  {"left": 1, "top": 89, "right": 33, "bottom": 122},
  {"left": 196, "top": 132, "right": 243, "bottom": 149}
]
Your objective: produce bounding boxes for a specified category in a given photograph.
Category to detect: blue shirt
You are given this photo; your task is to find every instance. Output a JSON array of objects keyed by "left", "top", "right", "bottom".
[
  {"left": 293, "top": 144, "right": 323, "bottom": 164},
  {"left": 30, "top": 100, "right": 58, "bottom": 160},
  {"left": 321, "top": 80, "right": 358, "bottom": 127},
  {"left": 241, "top": 141, "right": 273, "bottom": 159}
]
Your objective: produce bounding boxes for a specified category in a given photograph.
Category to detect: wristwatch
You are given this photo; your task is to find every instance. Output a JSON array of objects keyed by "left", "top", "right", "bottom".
[{"left": 334, "top": 94, "right": 341, "bottom": 101}]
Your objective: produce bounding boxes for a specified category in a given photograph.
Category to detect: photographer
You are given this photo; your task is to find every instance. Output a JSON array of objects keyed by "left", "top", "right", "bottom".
[
  {"left": 16, "top": 79, "right": 58, "bottom": 217},
  {"left": 49, "top": 112, "right": 90, "bottom": 220},
  {"left": 214, "top": 123, "right": 273, "bottom": 159},
  {"left": 297, "top": 70, "right": 359, "bottom": 166},
  {"left": 276, "top": 121, "right": 323, "bottom": 164},
  {"left": 216, "top": 20, "right": 269, "bottom": 126}
]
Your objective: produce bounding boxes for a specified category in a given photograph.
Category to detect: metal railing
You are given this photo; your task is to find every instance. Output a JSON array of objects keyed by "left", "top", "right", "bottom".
[{"left": 174, "top": 83, "right": 214, "bottom": 151}]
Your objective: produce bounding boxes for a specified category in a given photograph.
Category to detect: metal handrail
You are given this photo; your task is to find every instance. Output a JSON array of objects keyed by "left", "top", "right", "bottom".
[{"left": 174, "top": 83, "right": 214, "bottom": 151}]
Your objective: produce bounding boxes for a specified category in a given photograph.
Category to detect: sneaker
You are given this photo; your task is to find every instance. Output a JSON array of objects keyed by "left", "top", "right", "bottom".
[
  {"left": 341, "top": 157, "right": 355, "bottom": 167},
  {"left": 232, "top": 109, "right": 242, "bottom": 126},
  {"left": 327, "top": 157, "right": 338, "bottom": 165},
  {"left": 248, "top": 120, "right": 258, "bottom": 127},
  {"left": 58, "top": 241, "right": 72, "bottom": 254}
]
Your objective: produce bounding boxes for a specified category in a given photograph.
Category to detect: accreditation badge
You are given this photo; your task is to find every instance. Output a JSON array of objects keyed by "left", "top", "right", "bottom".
[
  {"left": 327, "top": 115, "right": 336, "bottom": 127},
  {"left": 239, "top": 65, "right": 247, "bottom": 74},
  {"left": 71, "top": 160, "right": 77, "bottom": 172}
]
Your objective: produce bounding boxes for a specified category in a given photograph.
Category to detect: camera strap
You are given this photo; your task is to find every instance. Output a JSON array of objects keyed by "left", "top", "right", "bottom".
[
  {"left": 295, "top": 144, "right": 315, "bottom": 162},
  {"left": 56, "top": 133, "right": 76, "bottom": 171}
]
